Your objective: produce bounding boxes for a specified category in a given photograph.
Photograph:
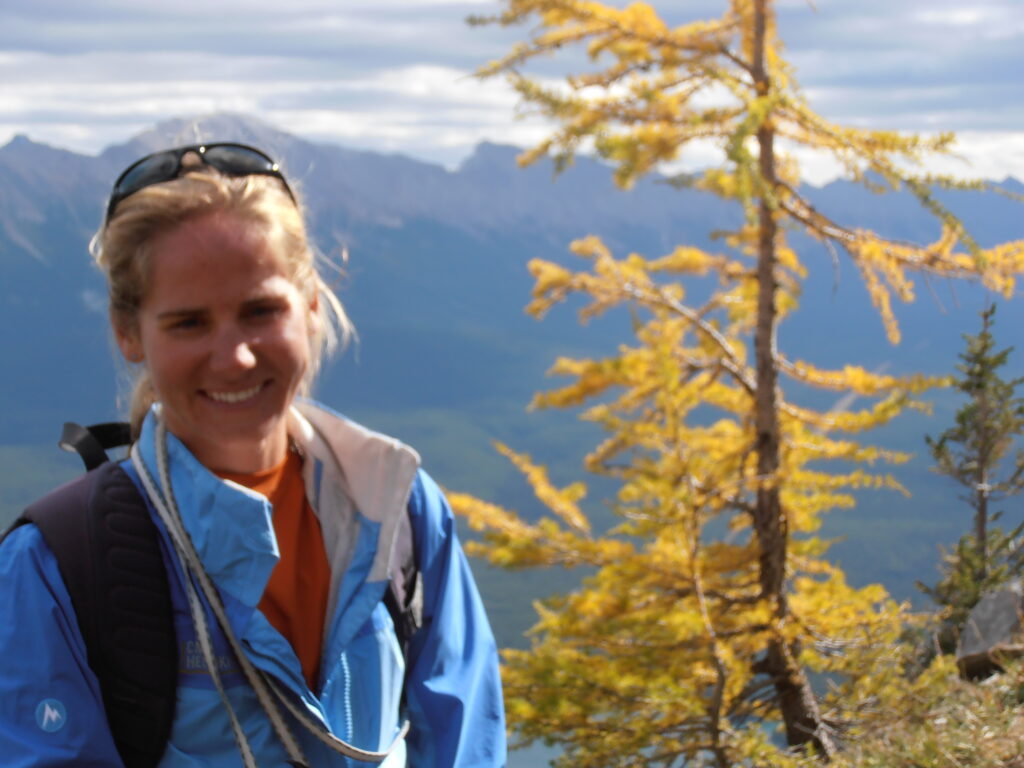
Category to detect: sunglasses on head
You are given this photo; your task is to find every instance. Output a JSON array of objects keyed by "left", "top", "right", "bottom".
[{"left": 105, "top": 142, "right": 296, "bottom": 220}]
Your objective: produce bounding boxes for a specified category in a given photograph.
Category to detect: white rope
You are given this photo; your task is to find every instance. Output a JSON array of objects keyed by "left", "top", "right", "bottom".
[
  {"left": 264, "top": 671, "right": 410, "bottom": 762},
  {"left": 184, "top": 572, "right": 265, "bottom": 766},
  {"left": 131, "top": 418, "right": 409, "bottom": 764},
  {"left": 133, "top": 438, "right": 308, "bottom": 767}
]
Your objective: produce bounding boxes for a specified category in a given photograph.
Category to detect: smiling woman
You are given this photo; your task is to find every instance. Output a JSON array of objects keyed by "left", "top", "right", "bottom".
[
  {"left": 112, "top": 210, "right": 320, "bottom": 473},
  {"left": 0, "top": 143, "right": 506, "bottom": 768}
]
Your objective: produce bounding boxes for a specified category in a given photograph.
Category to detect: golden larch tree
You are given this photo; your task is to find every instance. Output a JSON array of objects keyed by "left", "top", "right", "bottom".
[{"left": 449, "top": 1, "right": 1024, "bottom": 764}]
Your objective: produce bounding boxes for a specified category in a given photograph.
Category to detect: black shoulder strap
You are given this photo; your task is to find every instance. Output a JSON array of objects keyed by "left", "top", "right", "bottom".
[
  {"left": 384, "top": 506, "right": 424, "bottom": 658},
  {"left": 58, "top": 421, "right": 133, "bottom": 471},
  {"left": 2, "top": 431, "right": 177, "bottom": 768}
]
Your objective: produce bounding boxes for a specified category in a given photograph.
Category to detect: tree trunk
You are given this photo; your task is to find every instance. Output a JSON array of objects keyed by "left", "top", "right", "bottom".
[
  {"left": 975, "top": 308, "right": 993, "bottom": 583},
  {"left": 976, "top": 470, "right": 988, "bottom": 583},
  {"left": 750, "top": 0, "right": 837, "bottom": 758}
]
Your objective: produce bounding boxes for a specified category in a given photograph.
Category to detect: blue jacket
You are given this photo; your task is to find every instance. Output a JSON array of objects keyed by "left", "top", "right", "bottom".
[{"left": 0, "top": 403, "right": 506, "bottom": 767}]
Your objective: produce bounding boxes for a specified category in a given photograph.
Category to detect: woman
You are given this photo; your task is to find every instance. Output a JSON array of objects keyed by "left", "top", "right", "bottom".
[{"left": 0, "top": 144, "right": 506, "bottom": 767}]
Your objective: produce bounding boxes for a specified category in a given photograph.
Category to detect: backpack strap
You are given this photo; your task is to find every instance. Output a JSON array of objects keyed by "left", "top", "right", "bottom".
[
  {"left": 384, "top": 506, "right": 424, "bottom": 658},
  {"left": 58, "top": 421, "right": 133, "bottom": 471},
  {"left": 383, "top": 503, "right": 424, "bottom": 718},
  {"left": 3, "top": 459, "right": 177, "bottom": 768}
]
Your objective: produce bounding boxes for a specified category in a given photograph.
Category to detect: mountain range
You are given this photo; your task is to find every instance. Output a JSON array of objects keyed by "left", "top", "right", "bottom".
[{"left": 3, "top": 113, "right": 1024, "bottom": 654}]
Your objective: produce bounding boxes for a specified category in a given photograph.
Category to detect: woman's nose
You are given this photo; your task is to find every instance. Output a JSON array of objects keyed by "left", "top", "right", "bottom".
[{"left": 210, "top": 328, "right": 257, "bottom": 371}]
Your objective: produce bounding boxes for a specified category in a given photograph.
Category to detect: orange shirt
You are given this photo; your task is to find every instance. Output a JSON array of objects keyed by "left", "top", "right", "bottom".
[{"left": 218, "top": 450, "right": 331, "bottom": 690}]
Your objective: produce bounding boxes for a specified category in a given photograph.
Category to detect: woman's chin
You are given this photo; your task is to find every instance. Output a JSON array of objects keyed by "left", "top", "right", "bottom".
[{"left": 168, "top": 410, "right": 291, "bottom": 473}]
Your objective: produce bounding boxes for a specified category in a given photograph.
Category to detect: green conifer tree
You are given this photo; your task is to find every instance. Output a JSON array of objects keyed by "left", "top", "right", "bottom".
[{"left": 921, "top": 303, "right": 1024, "bottom": 645}]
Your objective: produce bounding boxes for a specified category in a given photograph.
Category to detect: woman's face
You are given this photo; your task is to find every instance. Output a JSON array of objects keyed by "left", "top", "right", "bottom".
[{"left": 115, "top": 211, "right": 318, "bottom": 473}]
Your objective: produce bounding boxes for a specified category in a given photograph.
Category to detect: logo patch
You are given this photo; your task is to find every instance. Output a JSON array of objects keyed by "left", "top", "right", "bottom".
[
  {"left": 177, "top": 635, "right": 244, "bottom": 689},
  {"left": 35, "top": 698, "right": 67, "bottom": 732}
]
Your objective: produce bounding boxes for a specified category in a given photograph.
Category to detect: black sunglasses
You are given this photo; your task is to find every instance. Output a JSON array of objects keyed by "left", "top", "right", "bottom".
[{"left": 105, "top": 143, "right": 296, "bottom": 220}]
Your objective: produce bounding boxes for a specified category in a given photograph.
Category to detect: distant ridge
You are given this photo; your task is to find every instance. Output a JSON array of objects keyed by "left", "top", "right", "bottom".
[{"left": 3, "top": 113, "right": 1021, "bottom": 247}]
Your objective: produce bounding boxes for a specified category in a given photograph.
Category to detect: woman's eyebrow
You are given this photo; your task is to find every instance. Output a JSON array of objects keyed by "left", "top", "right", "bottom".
[{"left": 156, "top": 308, "right": 204, "bottom": 320}]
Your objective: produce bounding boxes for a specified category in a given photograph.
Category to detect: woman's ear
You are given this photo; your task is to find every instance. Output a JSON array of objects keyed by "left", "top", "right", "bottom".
[
  {"left": 307, "top": 291, "right": 321, "bottom": 337},
  {"left": 113, "top": 314, "right": 144, "bottom": 363}
]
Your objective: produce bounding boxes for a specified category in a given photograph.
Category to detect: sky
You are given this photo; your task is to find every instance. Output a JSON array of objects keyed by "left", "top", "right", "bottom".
[{"left": 1, "top": 0, "right": 1022, "bottom": 185}]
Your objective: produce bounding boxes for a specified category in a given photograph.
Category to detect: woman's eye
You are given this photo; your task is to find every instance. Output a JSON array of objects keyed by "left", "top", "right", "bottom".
[
  {"left": 167, "top": 316, "right": 204, "bottom": 331},
  {"left": 247, "top": 302, "right": 286, "bottom": 320}
]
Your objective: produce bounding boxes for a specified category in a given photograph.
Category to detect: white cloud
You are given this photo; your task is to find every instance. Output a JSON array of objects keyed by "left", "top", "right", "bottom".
[
  {"left": 652, "top": 130, "right": 1024, "bottom": 189},
  {"left": 912, "top": 8, "right": 999, "bottom": 26},
  {"left": 81, "top": 289, "right": 107, "bottom": 314},
  {"left": 918, "top": 10, "right": 985, "bottom": 25},
  {"left": 0, "top": 0, "right": 1020, "bottom": 183},
  {"left": 934, "top": 132, "right": 1024, "bottom": 182},
  {"left": 344, "top": 65, "right": 510, "bottom": 105}
]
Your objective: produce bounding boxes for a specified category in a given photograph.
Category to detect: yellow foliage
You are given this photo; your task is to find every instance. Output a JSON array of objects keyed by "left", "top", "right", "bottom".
[
  {"left": 494, "top": 443, "right": 591, "bottom": 534},
  {"left": 648, "top": 244, "right": 719, "bottom": 275},
  {"left": 780, "top": 359, "right": 942, "bottom": 396}
]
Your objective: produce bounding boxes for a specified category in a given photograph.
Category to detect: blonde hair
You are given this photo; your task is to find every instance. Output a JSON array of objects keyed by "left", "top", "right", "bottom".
[{"left": 91, "top": 167, "right": 353, "bottom": 435}]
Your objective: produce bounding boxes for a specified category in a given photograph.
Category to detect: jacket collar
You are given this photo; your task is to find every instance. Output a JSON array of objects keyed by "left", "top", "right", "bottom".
[
  {"left": 134, "top": 402, "right": 421, "bottom": 647},
  {"left": 135, "top": 410, "right": 278, "bottom": 610}
]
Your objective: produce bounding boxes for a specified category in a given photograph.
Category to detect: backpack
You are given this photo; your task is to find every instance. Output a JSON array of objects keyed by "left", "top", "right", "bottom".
[{"left": 2, "top": 422, "right": 424, "bottom": 768}]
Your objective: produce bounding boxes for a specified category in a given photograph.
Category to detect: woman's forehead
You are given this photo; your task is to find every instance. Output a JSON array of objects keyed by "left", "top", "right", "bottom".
[
  {"left": 143, "top": 213, "right": 294, "bottom": 300},
  {"left": 161, "top": 210, "right": 274, "bottom": 251}
]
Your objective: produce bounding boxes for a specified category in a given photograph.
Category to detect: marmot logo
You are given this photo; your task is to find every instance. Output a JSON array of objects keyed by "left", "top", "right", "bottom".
[{"left": 35, "top": 699, "right": 66, "bottom": 732}]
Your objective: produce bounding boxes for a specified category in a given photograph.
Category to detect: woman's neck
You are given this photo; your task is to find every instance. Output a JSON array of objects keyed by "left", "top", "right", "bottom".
[{"left": 182, "top": 427, "right": 290, "bottom": 475}]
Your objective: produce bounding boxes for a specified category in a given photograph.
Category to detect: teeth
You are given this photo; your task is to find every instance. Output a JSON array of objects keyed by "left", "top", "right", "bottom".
[{"left": 208, "top": 384, "right": 262, "bottom": 404}]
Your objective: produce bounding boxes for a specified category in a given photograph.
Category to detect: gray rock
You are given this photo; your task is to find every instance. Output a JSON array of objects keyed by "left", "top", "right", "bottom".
[{"left": 956, "top": 581, "right": 1024, "bottom": 679}]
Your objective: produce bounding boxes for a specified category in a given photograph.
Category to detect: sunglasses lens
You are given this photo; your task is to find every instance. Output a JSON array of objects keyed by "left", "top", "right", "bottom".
[
  {"left": 202, "top": 145, "right": 277, "bottom": 175},
  {"left": 106, "top": 143, "right": 293, "bottom": 220},
  {"left": 113, "top": 152, "right": 182, "bottom": 201}
]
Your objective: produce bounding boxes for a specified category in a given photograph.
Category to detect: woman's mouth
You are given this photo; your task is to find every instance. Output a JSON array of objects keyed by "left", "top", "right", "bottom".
[{"left": 206, "top": 383, "right": 264, "bottom": 404}]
